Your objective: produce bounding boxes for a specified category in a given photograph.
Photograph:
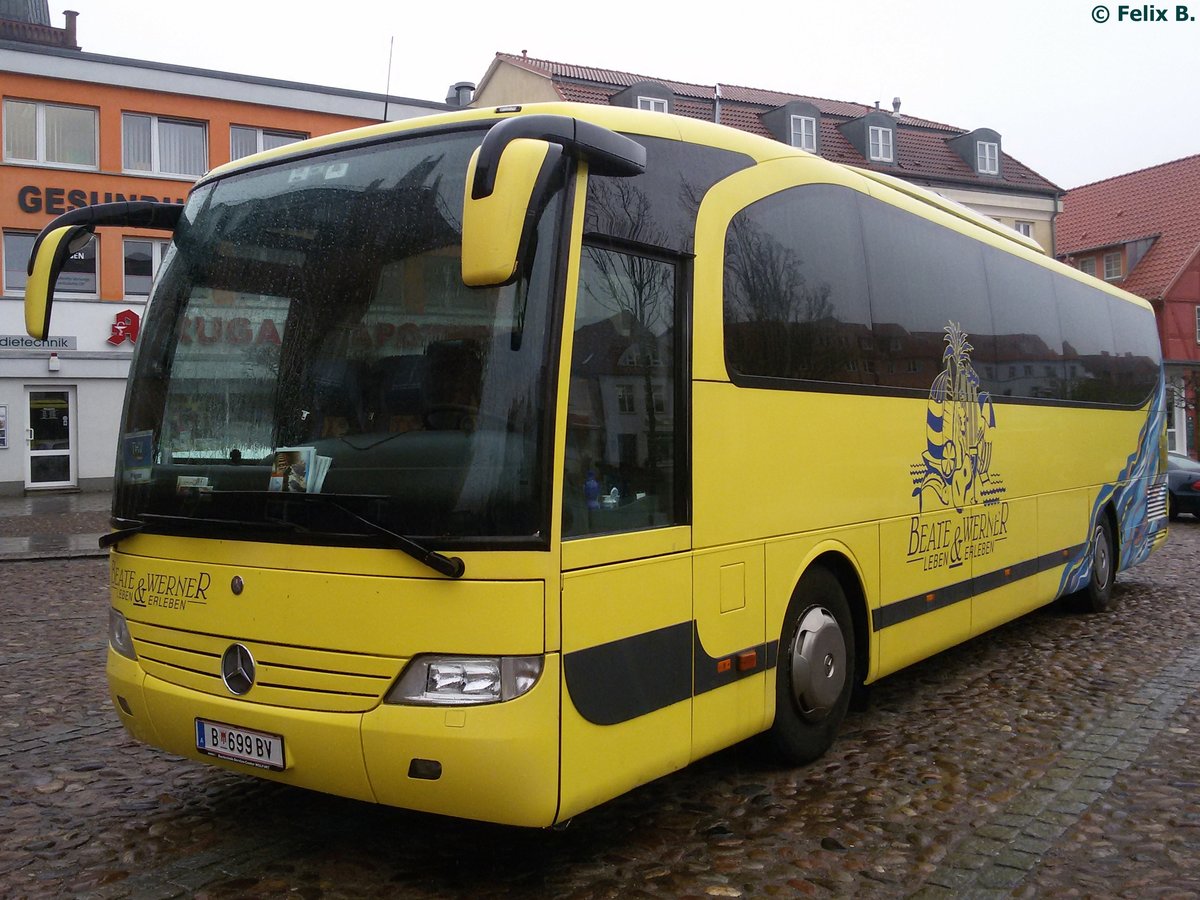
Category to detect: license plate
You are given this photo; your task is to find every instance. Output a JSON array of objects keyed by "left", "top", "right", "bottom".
[{"left": 195, "top": 718, "right": 285, "bottom": 770}]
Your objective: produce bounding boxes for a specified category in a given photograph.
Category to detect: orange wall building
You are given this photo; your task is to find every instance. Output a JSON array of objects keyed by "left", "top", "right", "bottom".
[{"left": 0, "top": 8, "right": 449, "bottom": 493}]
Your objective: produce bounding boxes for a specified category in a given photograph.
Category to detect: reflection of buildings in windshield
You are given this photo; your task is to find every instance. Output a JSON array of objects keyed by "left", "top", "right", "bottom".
[{"left": 304, "top": 338, "right": 485, "bottom": 438}]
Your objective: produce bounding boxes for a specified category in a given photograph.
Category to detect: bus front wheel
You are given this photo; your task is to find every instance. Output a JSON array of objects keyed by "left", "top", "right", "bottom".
[{"left": 768, "top": 566, "right": 855, "bottom": 765}]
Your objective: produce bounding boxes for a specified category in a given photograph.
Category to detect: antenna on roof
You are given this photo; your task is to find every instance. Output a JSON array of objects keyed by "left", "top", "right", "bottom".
[{"left": 383, "top": 36, "right": 395, "bottom": 121}]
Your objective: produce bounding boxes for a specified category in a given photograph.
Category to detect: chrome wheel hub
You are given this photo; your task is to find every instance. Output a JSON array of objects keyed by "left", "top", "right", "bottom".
[{"left": 789, "top": 607, "right": 846, "bottom": 721}]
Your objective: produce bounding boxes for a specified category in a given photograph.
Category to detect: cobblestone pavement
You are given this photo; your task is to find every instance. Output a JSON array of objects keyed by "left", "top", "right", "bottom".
[{"left": 2, "top": 521, "right": 1198, "bottom": 898}]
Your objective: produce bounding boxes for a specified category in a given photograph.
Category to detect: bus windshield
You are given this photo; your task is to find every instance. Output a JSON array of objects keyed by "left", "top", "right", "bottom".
[{"left": 114, "top": 128, "right": 565, "bottom": 546}]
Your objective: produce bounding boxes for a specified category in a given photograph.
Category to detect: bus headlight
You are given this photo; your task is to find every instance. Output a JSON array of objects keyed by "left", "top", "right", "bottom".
[
  {"left": 385, "top": 655, "right": 542, "bottom": 706},
  {"left": 108, "top": 608, "right": 138, "bottom": 660}
]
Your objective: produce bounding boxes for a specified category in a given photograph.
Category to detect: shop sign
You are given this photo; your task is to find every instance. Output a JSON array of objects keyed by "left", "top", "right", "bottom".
[
  {"left": 108, "top": 310, "right": 141, "bottom": 346},
  {"left": 0, "top": 334, "right": 78, "bottom": 350},
  {"left": 17, "top": 185, "right": 186, "bottom": 216}
]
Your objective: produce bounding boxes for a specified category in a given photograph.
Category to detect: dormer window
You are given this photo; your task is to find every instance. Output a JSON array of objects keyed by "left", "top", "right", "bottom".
[
  {"left": 1103, "top": 252, "right": 1123, "bottom": 281},
  {"left": 1079, "top": 257, "right": 1097, "bottom": 276},
  {"left": 763, "top": 100, "right": 822, "bottom": 153},
  {"left": 977, "top": 141, "right": 1000, "bottom": 175},
  {"left": 869, "top": 126, "right": 894, "bottom": 162},
  {"left": 790, "top": 115, "right": 817, "bottom": 151},
  {"left": 949, "top": 127, "right": 1003, "bottom": 177},
  {"left": 612, "top": 81, "right": 674, "bottom": 115}
]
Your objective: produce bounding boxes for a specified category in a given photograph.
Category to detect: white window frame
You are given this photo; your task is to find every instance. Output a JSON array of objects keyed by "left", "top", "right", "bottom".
[
  {"left": 230, "top": 125, "right": 307, "bottom": 160},
  {"left": 3, "top": 230, "right": 37, "bottom": 296},
  {"left": 1195, "top": 305, "right": 1199, "bottom": 344},
  {"left": 1014, "top": 220, "right": 1034, "bottom": 238},
  {"left": 789, "top": 115, "right": 817, "bottom": 152},
  {"left": 636, "top": 96, "right": 668, "bottom": 113},
  {"left": 123, "top": 237, "right": 172, "bottom": 297},
  {"left": 977, "top": 141, "right": 1000, "bottom": 175},
  {"left": 122, "top": 112, "right": 208, "bottom": 178},
  {"left": 1103, "top": 251, "right": 1122, "bottom": 281},
  {"left": 868, "top": 125, "right": 894, "bottom": 162},
  {"left": 3, "top": 98, "right": 98, "bottom": 170},
  {"left": 1079, "top": 257, "right": 1097, "bottom": 276}
]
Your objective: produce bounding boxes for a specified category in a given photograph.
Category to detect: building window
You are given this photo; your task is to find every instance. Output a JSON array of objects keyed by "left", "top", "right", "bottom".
[
  {"left": 977, "top": 141, "right": 1000, "bottom": 174},
  {"left": 3, "top": 99, "right": 98, "bottom": 168},
  {"left": 651, "top": 384, "right": 666, "bottom": 413},
  {"left": 3, "top": 231, "right": 35, "bottom": 295},
  {"left": 868, "top": 126, "right": 893, "bottom": 162},
  {"left": 616, "top": 383, "right": 636, "bottom": 414},
  {"left": 123, "top": 113, "right": 207, "bottom": 177},
  {"left": 123, "top": 238, "right": 171, "bottom": 296},
  {"left": 1103, "top": 251, "right": 1122, "bottom": 280},
  {"left": 230, "top": 125, "right": 306, "bottom": 160},
  {"left": 789, "top": 115, "right": 817, "bottom": 151},
  {"left": 1195, "top": 306, "right": 1200, "bottom": 343},
  {"left": 1014, "top": 220, "right": 1034, "bottom": 238},
  {"left": 1079, "top": 257, "right": 1097, "bottom": 276},
  {"left": 4, "top": 229, "right": 96, "bottom": 296},
  {"left": 637, "top": 96, "right": 668, "bottom": 113}
]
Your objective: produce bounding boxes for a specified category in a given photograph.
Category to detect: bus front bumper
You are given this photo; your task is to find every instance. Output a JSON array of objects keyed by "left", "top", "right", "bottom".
[{"left": 107, "top": 648, "right": 562, "bottom": 827}]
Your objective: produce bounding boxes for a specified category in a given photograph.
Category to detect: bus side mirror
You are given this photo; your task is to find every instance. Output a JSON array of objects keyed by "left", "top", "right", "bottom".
[
  {"left": 24, "top": 224, "right": 93, "bottom": 341},
  {"left": 462, "top": 139, "right": 560, "bottom": 287},
  {"left": 461, "top": 115, "right": 646, "bottom": 288}
]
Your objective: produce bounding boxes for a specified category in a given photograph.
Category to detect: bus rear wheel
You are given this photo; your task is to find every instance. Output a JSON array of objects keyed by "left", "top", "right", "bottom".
[
  {"left": 1073, "top": 515, "right": 1116, "bottom": 613},
  {"left": 767, "top": 566, "right": 855, "bottom": 766}
]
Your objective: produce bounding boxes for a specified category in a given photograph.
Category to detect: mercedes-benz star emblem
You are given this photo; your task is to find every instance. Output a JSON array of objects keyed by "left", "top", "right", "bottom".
[{"left": 220, "top": 643, "right": 256, "bottom": 696}]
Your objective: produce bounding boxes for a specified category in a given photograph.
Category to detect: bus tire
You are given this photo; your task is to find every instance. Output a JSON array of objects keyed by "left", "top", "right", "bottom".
[
  {"left": 1074, "top": 514, "right": 1116, "bottom": 613},
  {"left": 767, "top": 566, "right": 855, "bottom": 766}
]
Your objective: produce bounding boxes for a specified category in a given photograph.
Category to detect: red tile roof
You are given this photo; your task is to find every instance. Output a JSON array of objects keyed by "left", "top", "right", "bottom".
[
  {"left": 489, "top": 53, "right": 1059, "bottom": 195},
  {"left": 1056, "top": 154, "right": 1200, "bottom": 298}
]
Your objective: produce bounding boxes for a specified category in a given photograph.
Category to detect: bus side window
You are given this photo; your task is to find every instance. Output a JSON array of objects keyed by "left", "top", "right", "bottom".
[{"left": 563, "top": 245, "right": 681, "bottom": 538}]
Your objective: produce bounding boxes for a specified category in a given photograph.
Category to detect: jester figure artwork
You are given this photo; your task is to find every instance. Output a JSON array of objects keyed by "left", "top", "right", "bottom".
[{"left": 913, "top": 322, "right": 999, "bottom": 513}]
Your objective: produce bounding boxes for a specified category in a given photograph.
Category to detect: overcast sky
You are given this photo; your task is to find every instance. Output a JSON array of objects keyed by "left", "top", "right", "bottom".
[{"left": 61, "top": 0, "right": 1198, "bottom": 190}]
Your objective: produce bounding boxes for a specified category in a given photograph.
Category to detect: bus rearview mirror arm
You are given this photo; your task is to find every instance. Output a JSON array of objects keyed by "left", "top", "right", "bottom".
[
  {"left": 470, "top": 114, "right": 646, "bottom": 201},
  {"left": 23, "top": 201, "right": 184, "bottom": 341}
]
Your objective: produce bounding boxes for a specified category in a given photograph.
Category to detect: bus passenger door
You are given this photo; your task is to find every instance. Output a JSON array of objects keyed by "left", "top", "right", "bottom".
[{"left": 558, "top": 243, "right": 694, "bottom": 821}]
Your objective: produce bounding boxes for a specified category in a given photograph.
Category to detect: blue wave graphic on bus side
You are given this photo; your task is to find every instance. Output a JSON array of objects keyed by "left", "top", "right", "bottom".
[{"left": 1057, "top": 374, "right": 1167, "bottom": 597}]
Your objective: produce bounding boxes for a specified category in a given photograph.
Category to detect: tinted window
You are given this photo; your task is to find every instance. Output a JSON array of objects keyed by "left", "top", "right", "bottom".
[
  {"left": 1053, "top": 277, "right": 1121, "bottom": 403},
  {"left": 719, "top": 182, "right": 1158, "bottom": 409},
  {"left": 586, "top": 137, "right": 751, "bottom": 254},
  {"left": 859, "top": 196, "right": 993, "bottom": 393},
  {"left": 1065, "top": 283, "right": 1156, "bottom": 408},
  {"left": 563, "top": 246, "right": 682, "bottom": 537},
  {"left": 982, "top": 249, "right": 1064, "bottom": 399},
  {"left": 724, "top": 185, "right": 872, "bottom": 383}
]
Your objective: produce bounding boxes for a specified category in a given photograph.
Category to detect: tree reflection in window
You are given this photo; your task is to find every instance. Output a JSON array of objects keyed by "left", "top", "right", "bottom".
[{"left": 563, "top": 245, "right": 679, "bottom": 537}]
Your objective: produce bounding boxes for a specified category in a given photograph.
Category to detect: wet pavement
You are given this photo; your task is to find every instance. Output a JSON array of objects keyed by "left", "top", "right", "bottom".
[
  {"left": 0, "top": 491, "right": 110, "bottom": 561},
  {"left": 1, "top": 509, "right": 1198, "bottom": 897}
]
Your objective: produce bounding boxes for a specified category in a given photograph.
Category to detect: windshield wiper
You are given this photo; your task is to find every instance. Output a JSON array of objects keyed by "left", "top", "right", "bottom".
[
  {"left": 319, "top": 498, "right": 466, "bottom": 579},
  {"left": 98, "top": 513, "right": 304, "bottom": 550},
  {"left": 99, "top": 521, "right": 144, "bottom": 549}
]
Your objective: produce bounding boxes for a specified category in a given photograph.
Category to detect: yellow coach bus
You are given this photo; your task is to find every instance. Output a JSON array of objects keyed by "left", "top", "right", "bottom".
[{"left": 25, "top": 103, "right": 1168, "bottom": 826}]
